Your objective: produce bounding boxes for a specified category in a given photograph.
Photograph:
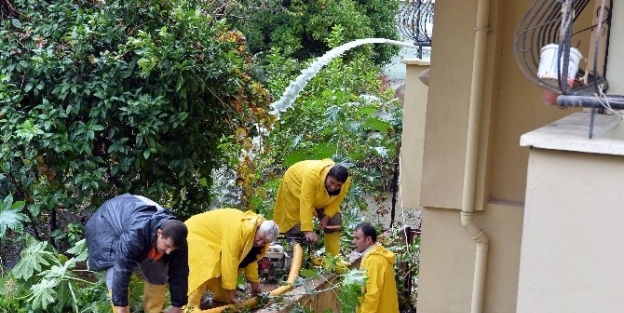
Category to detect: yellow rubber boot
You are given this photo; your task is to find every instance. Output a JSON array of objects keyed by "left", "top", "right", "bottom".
[
  {"left": 143, "top": 282, "right": 167, "bottom": 313},
  {"left": 108, "top": 289, "right": 129, "bottom": 313},
  {"left": 187, "top": 280, "right": 209, "bottom": 312},
  {"left": 324, "top": 231, "right": 341, "bottom": 257}
]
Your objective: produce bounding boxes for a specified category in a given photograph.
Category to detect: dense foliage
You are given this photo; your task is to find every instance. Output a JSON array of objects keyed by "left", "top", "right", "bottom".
[
  {"left": 224, "top": 27, "right": 403, "bottom": 222},
  {"left": 0, "top": 235, "right": 151, "bottom": 313},
  {"left": 0, "top": 0, "right": 415, "bottom": 312},
  {"left": 0, "top": 0, "right": 273, "bottom": 233},
  {"left": 227, "top": 0, "right": 400, "bottom": 66}
]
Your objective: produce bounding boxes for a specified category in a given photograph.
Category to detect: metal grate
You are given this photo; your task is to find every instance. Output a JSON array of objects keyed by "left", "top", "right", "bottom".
[
  {"left": 397, "top": 0, "right": 434, "bottom": 59},
  {"left": 513, "top": 0, "right": 602, "bottom": 94},
  {"left": 514, "top": 0, "right": 624, "bottom": 138}
]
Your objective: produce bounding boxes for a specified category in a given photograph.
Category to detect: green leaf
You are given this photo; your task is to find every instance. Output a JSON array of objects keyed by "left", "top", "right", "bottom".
[
  {"left": 11, "top": 19, "right": 22, "bottom": 29},
  {"left": 0, "top": 195, "right": 27, "bottom": 236},
  {"left": 325, "top": 105, "right": 342, "bottom": 122},
  {"left": 66, "top": 239, "right": 89, "bottom": 262},
  {"left": 341, "top": 268, "right": 367, "bottom": 286},
  {"left": 40, "top": 258, "right": 76, "bottom": 282},
  {"left": 300, "top": 268, "right": 320, "bottom": 278},
  {"left": 364, "top": 116, "right": 391, "bottom": 132},
  {"left": 15, "top": 119, "right": 44, "bottom": 142},
  {"left": 11, "top": 236, "right": 60, "bottom": 281},
  {"left": 29, "top": 278, "right": 58, "bottom": 310}
]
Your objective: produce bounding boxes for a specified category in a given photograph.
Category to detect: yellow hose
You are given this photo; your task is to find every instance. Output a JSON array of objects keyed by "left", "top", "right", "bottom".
[{"left": 199, "top": 243, "right": 303, "bottom": 313}]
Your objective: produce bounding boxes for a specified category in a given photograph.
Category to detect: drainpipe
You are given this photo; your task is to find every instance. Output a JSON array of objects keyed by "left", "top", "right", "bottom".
[{"left": 461, "top": 0, "right": 491, "bottom": 312}]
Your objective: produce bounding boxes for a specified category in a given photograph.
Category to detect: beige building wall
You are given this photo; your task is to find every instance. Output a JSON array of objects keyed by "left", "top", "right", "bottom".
[
  {"left": 517, "top": 113, "right": 624, "bottom": 312},
  {"left": 607, "top": 3, "right": 624, "bottom": 93},
  {"left": 514, "top": 2, "right": 624, "bottom": 310},
  {"left": 399, "top": 59, "right": 429, "bottom": 212},
  {"left": 518, "top": 151, "right": 624, "bottom": 312},
  {"left": 402, "top": 0, "right": 601, "bottom": 312}
]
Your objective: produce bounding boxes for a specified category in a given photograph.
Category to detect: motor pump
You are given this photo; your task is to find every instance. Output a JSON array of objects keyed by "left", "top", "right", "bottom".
[
  {"left": 258, "top": 240, "right": 304, "bottom": 283},
  {"left": 258, "top": 243, "right": 288, "bottom": 276}
]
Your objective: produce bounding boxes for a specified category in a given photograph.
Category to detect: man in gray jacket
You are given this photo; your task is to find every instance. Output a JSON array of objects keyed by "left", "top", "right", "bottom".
[{"left": 85, "top": 194, "right": 188, "bottom": 313}]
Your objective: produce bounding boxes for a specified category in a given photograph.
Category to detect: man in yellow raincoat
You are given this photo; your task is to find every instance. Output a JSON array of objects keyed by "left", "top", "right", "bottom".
[
  {"left": 185, "top": 208, "right": 279, "bottom": 311},
  {"left": 273, "top": 159, "right": 350, "bottom": 256},
  {"left": 352, "top": 222, "right": 399, "bottom": 313}
]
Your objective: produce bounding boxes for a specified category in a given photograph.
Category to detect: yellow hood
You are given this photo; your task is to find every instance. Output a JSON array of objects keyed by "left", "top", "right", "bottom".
[{"left": 357, "top": 243, "right": 400, "bottom": 313}]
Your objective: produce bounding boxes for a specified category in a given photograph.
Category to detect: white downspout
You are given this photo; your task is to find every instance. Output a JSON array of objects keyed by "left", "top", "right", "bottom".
[{"left": 461, "top": 0, "right": 491, "bottom": 312}]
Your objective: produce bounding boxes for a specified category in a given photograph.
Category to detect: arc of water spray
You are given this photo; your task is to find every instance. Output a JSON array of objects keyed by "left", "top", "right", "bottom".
[{"left": 269, "top": 38, "right": 417, "bottom": 118}]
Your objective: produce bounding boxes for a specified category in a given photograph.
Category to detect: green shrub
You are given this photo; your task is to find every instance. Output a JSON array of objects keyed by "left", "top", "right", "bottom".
[
  {"left": 0, "top": 236, "right": 112, "bottom": 312},
  {"left": 229, "top": 0, "right": 400, "bottom": 66},
  {"left": 0, "top": 0, "right": 273, "bottom": 226},
  {"left": 230, "top": 26, "right": 402, "bottom": 218}
]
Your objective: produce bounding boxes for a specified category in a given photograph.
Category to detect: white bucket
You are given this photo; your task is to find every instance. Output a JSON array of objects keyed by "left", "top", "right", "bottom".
[{"left": 537, "top": 44, "right": 582, "bottom": 84}]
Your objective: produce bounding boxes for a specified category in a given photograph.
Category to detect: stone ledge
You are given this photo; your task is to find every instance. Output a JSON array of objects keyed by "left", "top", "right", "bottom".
[
  {"left": 520, "top": 112, "right": 624, "bottom": 155},
  {"left": 402, "top": 58, "right": 431, "bottom": 66}
]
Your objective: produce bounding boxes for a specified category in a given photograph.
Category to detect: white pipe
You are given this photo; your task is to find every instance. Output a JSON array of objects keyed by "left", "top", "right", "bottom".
[{"left": 460, "top": 0, "right": 491, "bottom": 312}]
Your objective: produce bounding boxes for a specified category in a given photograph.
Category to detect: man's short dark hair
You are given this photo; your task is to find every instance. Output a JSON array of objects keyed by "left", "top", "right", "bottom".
[
  {"left": 328, "top": 164, "right": 349, "bottom": 183},
  {"left": 161, "top": 219, "right": 188, "bottom": 248},
  {"left": 355, "top": 222, "right": 377, "bottom": 242}
]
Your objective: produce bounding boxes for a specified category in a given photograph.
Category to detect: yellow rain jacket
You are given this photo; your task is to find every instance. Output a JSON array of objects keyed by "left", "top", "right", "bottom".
[
  {"left": 357, "top": 243, "right": 399, "bottom": 313},
  {"left": 185, "top": 209, "right": 269, "bottom": 295},
  {"left": 273, "top": 159, "right": 351, "bottom": 233}
]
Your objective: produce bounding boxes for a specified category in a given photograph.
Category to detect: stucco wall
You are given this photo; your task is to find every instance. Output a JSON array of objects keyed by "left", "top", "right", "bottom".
[
  {"left": 517, "top": 148, "right": 624, "bottom": 313},
  {"left": 421, "top": 0, "right": 588, "bottom": 210},
  {"left": 419, "top": 0, "right": 477, "bottom": 210},
  {"left": 418, "top": 204, "right": 524, "bottom": 313},
  {"left": 487, "top": 0, "right": 591, "bottom": 204},
  {"left": 607, "top": 3, "right": 624, "bottom": 93},
  {"left": 399, "top": 59, "right": 429, "bottom": 212},
  {"left": 409, "top": 0, "right": 598, "bottom": 312}
]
